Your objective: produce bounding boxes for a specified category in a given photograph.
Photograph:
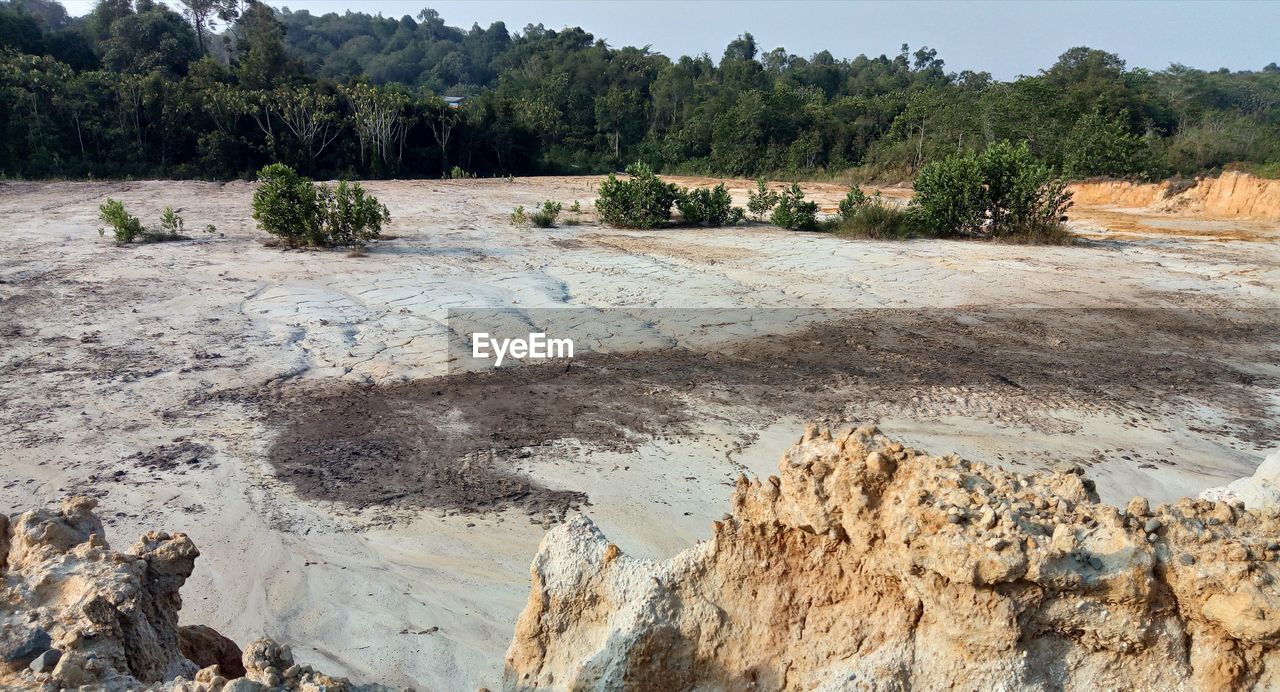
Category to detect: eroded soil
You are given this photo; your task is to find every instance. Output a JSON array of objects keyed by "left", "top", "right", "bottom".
[{"left": 254, "top": 307, "right": 1278, "bottom": 515}]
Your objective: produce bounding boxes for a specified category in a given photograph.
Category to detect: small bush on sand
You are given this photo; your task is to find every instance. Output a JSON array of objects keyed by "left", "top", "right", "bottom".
[
  {"left": 595, "top": 162, "right": 681, "bottom": 228},
  {"left": 770, "top": 183, "right": 819, "bottom": 230},
  {"left": 98, "top": 200, "right": 191, "bottom": 244},
  {"left": 98, "top": 199, "right": 144, "bottom": 243},
  {"left": 449, "top": 165, "right": 474, "bottom": 179},
  {"left": 746, "top": 177, "right": 779, "bottom": 221},
  {"left": 510, "top": 205, "right": 527, "bottom": 225},
  {"left": 158, "top": 207, "right": 184, "bottom": 238},
  {"left": 319, "top": 180, "right": 391, "bottom": 247},
  {"left": 252, "top": 163, "right": 323, "bottom": 246},
  {"left": 252, "top": 164, "right": 389, "bottom": 248},
  {"left": 529, "top": 200, "right": 563, "bottom": 228},
  {"left": 677, "top": 183, "right": 745, "bottom": 226}
]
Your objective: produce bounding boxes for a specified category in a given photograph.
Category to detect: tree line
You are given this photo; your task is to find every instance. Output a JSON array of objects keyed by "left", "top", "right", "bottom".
[{"left": 2, "top": 0, "right": 1278, "bottom": 181}]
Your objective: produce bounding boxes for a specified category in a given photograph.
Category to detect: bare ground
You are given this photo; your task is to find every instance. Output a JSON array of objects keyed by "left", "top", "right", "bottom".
[{"left": 0, "top": 175, "right": 1278, "bottom": 688}]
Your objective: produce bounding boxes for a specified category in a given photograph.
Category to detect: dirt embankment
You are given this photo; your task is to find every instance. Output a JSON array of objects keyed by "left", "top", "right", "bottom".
[
  {"left": 507, "top": 425, "right": 1280, "bottom": 690},
  {"left": 1070, "top": 171, "right": 1280, "bottom": 220}
]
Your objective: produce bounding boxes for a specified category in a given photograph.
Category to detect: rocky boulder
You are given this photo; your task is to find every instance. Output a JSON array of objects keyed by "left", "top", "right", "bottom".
[{"left": 506, "top": 424, "right": 1280, "bottom": 690}]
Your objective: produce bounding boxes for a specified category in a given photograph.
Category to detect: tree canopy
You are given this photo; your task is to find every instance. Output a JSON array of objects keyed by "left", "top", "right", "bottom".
[{"left": 1, "top": 0, "right": 1277, "bottom": 180}]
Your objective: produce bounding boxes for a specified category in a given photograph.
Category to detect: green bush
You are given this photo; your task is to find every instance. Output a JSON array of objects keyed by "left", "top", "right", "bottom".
[
  {"left": 676, "top": 183, "right": 745, "bottom": 226},
  {"left": 977, "top": 141, "right": 1072, "bottom": 238},
  {"left": 158, "top": 207, "right": 185, "bottom": 238},
  {"left": 449, "top": 165, "right": 474, "bottom": 179},
  {"left": 98, "top": 198, "right": 144, "bottom": 243},
  {"left": 837, "top": 187, "right": 870, "bottom": 221},
  {"left": 320, "top": 180, "right": 390, "bottom": 247},
  {"left": 98, "top": 200, "right": 190, "bottom": 244},
  {"left": 769, "top": 183, "right": 819, "bottom": 230},
  {"left": 911, "top": 142, "right": 1073, "bottom": 240},
  {"left": 510, "top": 205, "right": 527, "bottom": 225},
  {"left": 529, "top": 200, "right": 562, "bottom": 228},
  {"left": 252, "top": 164, "right": 389, "bottom": 248},
  {"left": 746, "top": 177, "right": 780, "bottom": 220},
  {"left": 595, "top": 162, "right": 681, "bottom": 228},
  {"left": 911, "top": 155, "right": 985, "bottom": 237},
  {"left": 252, "top": 163, "right": 323, "bottom": 247}
]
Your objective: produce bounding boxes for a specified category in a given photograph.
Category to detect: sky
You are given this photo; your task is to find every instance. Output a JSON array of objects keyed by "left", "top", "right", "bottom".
[{"left": 58, "top": 0, "right": 1280, "bottom": 79}]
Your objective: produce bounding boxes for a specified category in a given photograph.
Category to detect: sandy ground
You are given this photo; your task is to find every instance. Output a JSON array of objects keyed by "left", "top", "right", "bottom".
[{"left": 1, "top": 175, "right": 1278, "bottom": 689}]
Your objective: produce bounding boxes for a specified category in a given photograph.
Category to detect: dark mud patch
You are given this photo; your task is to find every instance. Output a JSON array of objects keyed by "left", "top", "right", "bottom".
[
  {"left": 127, "top": 439, "right": 213, "bottom": 473},
  {"left": 244, "top": 308, "right": 1279, "bottom": 516}
]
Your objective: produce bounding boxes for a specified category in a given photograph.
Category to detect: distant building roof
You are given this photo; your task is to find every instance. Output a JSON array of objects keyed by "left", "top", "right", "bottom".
[{"left": 444, "top": 96, "right": 465, "bottom": 108}]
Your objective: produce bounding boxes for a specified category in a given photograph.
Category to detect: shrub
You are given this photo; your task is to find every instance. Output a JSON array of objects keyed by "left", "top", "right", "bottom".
[
  {"left": 98, "top": 198, "right": 143, "bottom": 243},
  {"left": 910, "top": 142, "right": 1073, "bottom": 241},
  {"left": 449, "top": 165, "right": 474, "bottom": 179},
  {"left": 978, "top": 141, "right": 1072, "bottom": 238},
  {"left": 837, "top": 187, "right": 870, "bottom": 221},
  {"left": 98, "top": 200, "right": 190, "bottom": 244},
  {"left": 529, "top": 200, "right": 562, "bottom": 228},
  {"left": 595, "top": 162, "right": 681, "bottom": 228},
  {"left": 911, "top": 155, "right": 985, "bottom": 237},
  {"left": 746, "top": 177, "right": 780, "bottom": 220},
  {"left": 569, "top": 200, "right": 582, "bottom": 213},
  {"left": 769, "top": 183, "right": 819, "bottom": 230},
  {"left": 319, "top": 180, "right": 390, "bottom": 247},
  {"left": 158, "top": 207, "right": 185, "bottom": 238},
  {"left": 510, "top": 205, "right": 527, "bottom": 225},
  {"left": 252, "top": 163, "right": 390, "bottom": 248},
  {"left": 252, "top": 163, "right": 323, "bottom": 247},
  {"left": 676, "top": 183, "right": 745, "bottom": 226}
]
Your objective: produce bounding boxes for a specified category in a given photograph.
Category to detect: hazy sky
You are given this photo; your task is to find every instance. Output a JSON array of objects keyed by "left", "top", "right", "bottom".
[{"left": 59, "top": 0, "right": 1279, "bottom": 79}]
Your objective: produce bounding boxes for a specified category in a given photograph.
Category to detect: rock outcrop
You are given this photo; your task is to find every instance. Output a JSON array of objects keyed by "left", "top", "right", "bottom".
[
  {"left": 1202, "top": 450, "right": 1280, "bottom": 510},
  {"left": 0, "top": 497, "right": 394, "bottom": 691},
  {"left": 506, "top": 424, "right": 1280, "bottom": 690}
]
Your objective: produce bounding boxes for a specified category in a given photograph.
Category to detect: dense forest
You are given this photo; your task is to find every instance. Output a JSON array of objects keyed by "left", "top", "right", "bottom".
[{"left": 1, "top": 0, "right": 1278, "bottom": 181}]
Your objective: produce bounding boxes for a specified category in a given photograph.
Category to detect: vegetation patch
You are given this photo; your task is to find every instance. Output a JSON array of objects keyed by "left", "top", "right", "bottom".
[
  {"left": 770, "top": 183, "right": 819, "bottom": 231},
  {"left": 251, "top": 163, "right": 390, "bottom": 248},
  {"left": 595, "top": 163, "right": 682, "bottom": 228},
  {"left": 676, "top": 183, "right": 745, "bottom": 227},
  {"left": 98, "top": 200, "right": 206, "bottom": 244}
]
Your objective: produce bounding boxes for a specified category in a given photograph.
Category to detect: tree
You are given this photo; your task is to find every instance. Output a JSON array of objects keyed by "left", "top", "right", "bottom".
[
  {"left": 233, "top": 0, "right": 298, "bottom": 89},
  {"left": 422, "top": 93, "right": 461, "bottom": 175},
  {"left": 179, "top": 0, "right": 239, "bottom": 54},
  {"left": 99, "top": 0, "right": 200, "bottom": 77},
  {"left": 1062, "top": 109, "right": 1145, "bottom": 178},
  {"left": 342, "top": 82, "right": 413, "bottom": 171}
]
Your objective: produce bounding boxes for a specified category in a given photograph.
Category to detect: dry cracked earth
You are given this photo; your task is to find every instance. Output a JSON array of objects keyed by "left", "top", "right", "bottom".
[{"left": 1, "top": 175, "right": 1278, "bottom": 689}]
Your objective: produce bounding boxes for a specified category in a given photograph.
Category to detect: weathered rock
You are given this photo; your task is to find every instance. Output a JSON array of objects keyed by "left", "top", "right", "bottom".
[
  {"left": 0, "top": 625, "right": 50, "bottom": 668},
  {"left": 28, "top": 648, "right": 59, "bottom": 673},
  {"left": 505, "top": 426, "right": 1280, "bottom": 691},
  {"left": 0, "top": 497, "right": 399, "bottom": 691},
  {"left": 180, "top": 625, "right": 246, "bottom": 679}
]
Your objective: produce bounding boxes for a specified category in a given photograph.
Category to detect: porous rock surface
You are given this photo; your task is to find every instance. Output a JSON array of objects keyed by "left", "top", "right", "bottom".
[
  {"left": 506, "top": 424, "right": 1280, "bottom": 690},
  {"left": 0, "top": 497, "right": 393, "bottom": 691}
]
